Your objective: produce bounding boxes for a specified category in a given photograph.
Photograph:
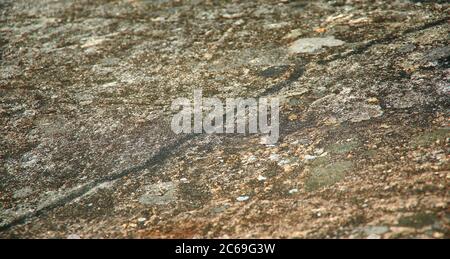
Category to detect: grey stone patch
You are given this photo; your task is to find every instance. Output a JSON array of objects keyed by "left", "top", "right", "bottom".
[
  {"left": 13, "top": 187, "right": 33, "bottom": 199},
  {"left": 139, "top": 182, "right": 177, "bottom": 206},
  {"left": 264, "top": 22, "right": 290, "bottom": 30},
  {"left": 74, "top": 181, "right": 116, "bottom": 202},
  {"left": 211, "top": 47, "right": 289, "bottom": 71},
  {"left": 81, "top": 36, "right": 106, "bottom": 50},
  {"left": 118, "top": 70, "right": 155, "bottom": 85},
  {"left": 423, "top": 46, "right": 450, "bottom": 63},
  {"left": 0, "top": 65, "right": 21, "bottom": 80},
  {"left": 309, "top": 91, "right": 383, "bottom": 123},
  {"left": 282, "top": 88, "right": 310, "bottom": 106},
  {"left": 269, "top": 154, "right": 281, "bottom": 162},
  {"left": 398, "top": 44, "right": 416, "bottom": 54},
  {"left": 339, "top": 103, "right": 383, "bottom": 123},
  {"left": 278, "top": 157, "right": 296, "bottom": 167},
  {"left": 304, "top": 155, "right": 317, "bottom": 162},
  {"left": 7, "top": 1, "right": 70, "bottom": 18},
  {"left": 0, "top": 181, "right": 108, "bottom": 228},
  {"left": 360, "top": 226, "right": 390, "bottom": 236},
  {"left": 289, "top": 37, "right": 345, "bottom": 54},
  {"left": 384, "top": 91, "right": 433, "bottom": 109},
  {"left": 35, "top": 116, "right": 69, "bottom": 136},
  {"left": 0, "top": 208, "right": 27, "bottom": 228},
  {"left": 283, "top": 29, "right": 303, "bottom": 40},
  {"left": 20, "top": 152, "right": 39, "bottom": 169},
  {"left": 96, "top": 81, "right": 120, "bottom": 95},
  {"left": 36, "top": 189, "right": 74, "bottom": 211},
  {"left": 73, "top": 92, "right": 95, "bottom": 106}
]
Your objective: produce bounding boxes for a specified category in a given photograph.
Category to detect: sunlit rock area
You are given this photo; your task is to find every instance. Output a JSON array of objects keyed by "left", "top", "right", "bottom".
[{"left": 0, "top": 0, "right": 448, "bottom": 239}]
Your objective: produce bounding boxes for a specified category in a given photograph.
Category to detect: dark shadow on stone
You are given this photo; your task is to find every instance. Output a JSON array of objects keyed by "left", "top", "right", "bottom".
[
  {"left": 258, "top": 65, "right": 289, "bottom": 78},
  {"left": 261, "top": 62, "right": 306, "bottom": 96},
  {"left": 0, "top": 36, "right": 6, "bottom": 61},
  {"left": 438, "top": 55, "right": 450, "bottom": 69}
]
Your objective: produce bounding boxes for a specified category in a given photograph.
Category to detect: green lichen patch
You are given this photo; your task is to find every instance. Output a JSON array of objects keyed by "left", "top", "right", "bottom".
[
  {"left": 411, "top": 128, "right": 449, "bottom": 147},
  {"left": 327, "top": 140, "right": 360, "bottom": 155},
  {"left": 305, "top": 161, "right": 353, "bottom": 192},
  {"left": 398, "top": 213, "right": 439, "bottom": 228}
]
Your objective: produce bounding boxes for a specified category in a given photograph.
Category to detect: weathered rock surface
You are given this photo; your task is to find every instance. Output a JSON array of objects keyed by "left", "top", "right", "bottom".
[{"left": 0, "top": 0, "right": 448, "bottom": 238}]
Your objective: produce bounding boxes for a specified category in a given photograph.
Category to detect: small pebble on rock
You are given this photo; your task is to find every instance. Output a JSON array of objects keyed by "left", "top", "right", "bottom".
[
  {"left": 257, "top": 175, "right": 267, "bottom": 181},
  {"left": 288, "top": 188, "right": 298, "bottom": 194},
  {"left": 237, "top": 196, "right": 250, "bottom": 202},
  {"left": 304, "top": 155, "right": 317, "bottom": 161}
]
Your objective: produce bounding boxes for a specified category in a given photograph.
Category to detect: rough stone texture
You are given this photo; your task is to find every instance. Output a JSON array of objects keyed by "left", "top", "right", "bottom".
[{"left": 0, "top": 0, "right": 449, "bottom": 239}]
